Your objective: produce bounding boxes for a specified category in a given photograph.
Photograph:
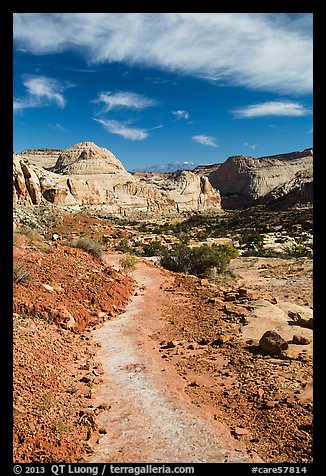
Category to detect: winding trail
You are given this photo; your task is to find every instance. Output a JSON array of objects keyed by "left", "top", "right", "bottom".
[{"left": 88, "top": 255, "right": 261, "bottom": 463}]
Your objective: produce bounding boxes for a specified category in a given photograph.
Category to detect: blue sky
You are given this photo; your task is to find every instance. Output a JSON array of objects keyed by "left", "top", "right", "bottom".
[{"left": 13, "top": 13, "right": 313, "bottom": 171}]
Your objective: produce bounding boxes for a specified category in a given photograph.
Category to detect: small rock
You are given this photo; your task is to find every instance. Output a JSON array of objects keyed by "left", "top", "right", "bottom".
[
  {"left": 42, "top": 284, "right": 54, "bottom": 292},
  {"left": 97, "top": 311, "right": 107, "bottom": 319},
  {"left": 259, "top": 330, "right": 289, "bottom": 356},
  {"left": 232, "top": 427, "right": 250, "bottom": 436},
  {"left": 292, "top": 335, "right": 311, "bottom": 345},
  {"left": 165, "top": 340, "right": 177, "bottom": 349},
  {"left": 79, "top": 363, "right": 90, "bottom": 371},
  {"left": 187, "top": 342, "right": 200, "bottom": 350},
  {"left": 270, "top": 297, "right": 278, "bottom": 304},
  {"left": 211, "top": 335, "right": 230, "bottom": 346},
  {"left": 263, "top": 400, "right": 278, "bottom": 409},
  {"left": 52, "top": 233, "right": 59, "bottom": 241},
  {"left": 237, "top": 288, "right": 248, "bottom": 296},
  {"left": 189, "top": 381, "right": 199, "bottom": 387},
  {"left": 257, "top": 388, "right": 264, "bottom": 399},
  {"left": 198, "top": 338, "right": 210, "bottom": 346},
  {"left": 200, "top": 278, "right": 209, "bottom": 286}
]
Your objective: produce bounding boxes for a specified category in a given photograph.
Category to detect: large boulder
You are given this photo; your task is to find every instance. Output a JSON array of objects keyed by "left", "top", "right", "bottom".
[{"left": 259, "top": 330, "right": 289, "bottom": 356}]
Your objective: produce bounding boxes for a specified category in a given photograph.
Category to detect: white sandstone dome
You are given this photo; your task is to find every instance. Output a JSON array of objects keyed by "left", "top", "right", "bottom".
[{"left": 52, "top": 142, "right": 126, "bottom": 175}]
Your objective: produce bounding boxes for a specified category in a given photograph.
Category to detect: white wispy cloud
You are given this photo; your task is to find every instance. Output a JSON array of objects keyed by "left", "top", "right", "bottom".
[
  {"left": 192, "top": 135, "right": 218, "bottom": 147},
  {"left": 94, "top": 91, "right": 158, "bottom": 113},
  {"left": 14, "top": 75, "right": 68, "bottom": 112},
  {"left": 13, "top": 13, "right": 312, "bottom": 95},
  {"left": 48, "top": 122, "right": 66, "bottom": 132},
  {"left": 232, "top": 101, "right": 312, "bottom": 118},
  {"left": 93, "top": 118, "right": 148, "bottom": 140},
  {"left": 172, "top": 110, "right": 190, "bottom": 120},
  {"left": 244, "top": 142, "right": 258, "bottom": 149}
]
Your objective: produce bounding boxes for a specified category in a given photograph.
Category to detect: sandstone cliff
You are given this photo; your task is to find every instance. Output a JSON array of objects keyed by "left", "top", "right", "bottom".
[
  {"left": 13, "top": 142, "right": 221, "bottom": 216},
  {"left": 20, "top": 149, "right": 62, "bottom": 169},
  {"left": 207, "top": 149, "right": 313, "bottom": 209}
]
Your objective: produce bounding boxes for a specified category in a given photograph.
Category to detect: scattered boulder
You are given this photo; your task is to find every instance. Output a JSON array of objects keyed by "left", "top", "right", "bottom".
[
  {"left": 259, "top": 330, "right": 289, "bottom": 356},
  {"left": 288, "top": 311, "right": 313, "bottom": 329},
  {"left": 293, "top": 335, "right": 311, "bottom": 345}
]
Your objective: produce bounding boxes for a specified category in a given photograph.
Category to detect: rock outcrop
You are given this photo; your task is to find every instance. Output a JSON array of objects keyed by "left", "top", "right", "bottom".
[
  {"left": 51, "top": 142, "right": 126, "bottom": 175},
  {"left": 136, "top": 169, "right": 221, "bottom": 213},
  {"left": 13, "top": 142, "right": 221, "bottom": 216},
  {"left": 20, "top": 149, "right": 62, "bottom": 169},
  {"left": 207, "top": 149, "right": 313, "bottom": 209}
]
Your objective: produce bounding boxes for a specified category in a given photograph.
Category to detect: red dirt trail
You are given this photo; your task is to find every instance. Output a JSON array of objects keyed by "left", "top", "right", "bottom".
[{"left": 87, "top": 255, "right": 262, "bottom": 463}]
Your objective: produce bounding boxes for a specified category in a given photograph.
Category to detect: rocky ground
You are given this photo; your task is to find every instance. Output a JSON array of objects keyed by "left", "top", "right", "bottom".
[
  {"left": 13, "top": 208, "right": 313, "bottom": 463},
  {"left": 13, "top": 231, "right": 133, "bottom": 462}
]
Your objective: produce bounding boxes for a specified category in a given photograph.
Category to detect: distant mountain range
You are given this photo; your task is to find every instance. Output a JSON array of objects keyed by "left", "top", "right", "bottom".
[{"left": 130, "top": 161, "right": 198, "bottom": 173}]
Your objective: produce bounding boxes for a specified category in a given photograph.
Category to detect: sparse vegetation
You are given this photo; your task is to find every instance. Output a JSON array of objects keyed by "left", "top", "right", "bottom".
[
  {"left": 18, "top": 225, "right": 43, "bottom": 242},
  {"left": 282, "top": 239, "right": 312, "bottom": 258},
  {"left": 160, "top": 242, "right": 237, "bottom": 278},
  {"left": 13, "top": 263, "right": 32, "bottom": 284},
  {"left": 74, "top": 237, "right": 102, "bottom": 260},
  {"left": 115, "top": 239, "right": 136, "bottom": 254},
  {"left": 142, "top": 240, "right": 165, "bottom": 257},
  {"left": 239, "top": 230, "right": 265, "bottom": 256},
  {"left": 119, "top": 253, "right": 139, "bottom": 275}
]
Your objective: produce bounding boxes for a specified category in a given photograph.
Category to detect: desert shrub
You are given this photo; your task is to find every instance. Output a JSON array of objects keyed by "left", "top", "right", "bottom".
[
  {"left": 75, "top": 237, "right": 102, "bottom": 259},
  {"left": 282, "top": 240, "right": 312, "bottom": 258},
  {"left": 13, "top": 263, "right": 31, "bottom": 284},
  {"left": 239, "top": 230, "right": 265, "bottom": 256},
  {"left": 119, "top": 253, "right": 138, "bottom": 275},
  {"left": 160, "top": 243, "right": 192, "bottom": 274},
  {"left": 160, "top": 243, "right": 234, "bottom": 277},
  {"left": 115, "top": 239, "right": 140, "bottom": 255},
  {"left": 142, "top": 240, "right": 166, "bottom": 257},
  {"left": 18, "top": 225, "right": 43, "bottom": 242},
  {"left": 217, "top": 242, "right": 239, "bottom": 259},
  {"left": 189, "top": 244, "right": 230, "bottom": 276},
  {"left": 178, "top": 233, "right": 191, "bottom": 244}
]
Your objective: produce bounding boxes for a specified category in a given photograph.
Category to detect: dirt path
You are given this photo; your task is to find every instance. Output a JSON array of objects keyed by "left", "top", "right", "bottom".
[{"left": 88, "top": 255, "right": 261, "bottom": 463}]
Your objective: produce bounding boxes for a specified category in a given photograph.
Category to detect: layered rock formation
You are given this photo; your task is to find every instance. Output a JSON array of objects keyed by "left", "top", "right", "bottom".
[
  {"left": 207, "top": 149, "right": 313, "bottom": 209},
  {"left": 20, "top": 149, "right": 62, "bottom": 169},
  {"left": 13, "top": 142, "right": 221, "bottom": 216}
]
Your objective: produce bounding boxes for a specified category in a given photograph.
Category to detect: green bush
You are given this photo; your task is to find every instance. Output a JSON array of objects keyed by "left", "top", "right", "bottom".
[
  {"left": 160, "top": 242, "right": 235, "bottom": 278},
  {"left": 142, "top": 240, "right": 165, "bottom": 257},
  {"left": 217, "top": 242, "right": 239, "bottom": 259},
  {"left": 161, "top": 243, "right": 192, "bottom": 274},
  {"left": 282, "top": 240, "right": 312, "bottom": 258}
]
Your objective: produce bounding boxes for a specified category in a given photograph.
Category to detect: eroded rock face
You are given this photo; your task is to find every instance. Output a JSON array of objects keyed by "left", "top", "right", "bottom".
[
  {"left": 20, "top": 149, "right": 62, "bottom": 169},
  {"left": 51, "top": 142, "right": 126, "bottom": 175},
  {"left": 13, "top": 155, "right": 78, "bottom": 207},
  {"left": 207, "top": 149, "right": 313, "bottom": 209},
  {"left": 13, "top": 142, "right": 222, "bottom": 216}
]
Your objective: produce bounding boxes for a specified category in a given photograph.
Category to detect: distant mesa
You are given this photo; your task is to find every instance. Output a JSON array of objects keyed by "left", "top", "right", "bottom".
[
  {"left": 14, "top": 142, "right": 312, "bottom": 214},
  {"left": 13, "top": 142, "right": 221, "bottom": 216},
  {"left": 206, "top": 148, "right": 313, "bottom": 209}
]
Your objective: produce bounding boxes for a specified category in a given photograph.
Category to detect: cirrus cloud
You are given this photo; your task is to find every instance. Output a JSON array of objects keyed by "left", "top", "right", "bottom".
[
  {"left": 192, "top": 135, "right": 218, "bottom": 147},
  {"left": 93, "top": 118, "right": 148, "bottom": 140},
  {"left": 13, "top": 13, "right": 312, "bottom": 95},
  {"left": 232, "top": 100, "right": 312, "bottom": 118},
  {"left": 14, "top": 75, "right": 69, "bottom": 112},
  {"left": 93, "top": 90, "right": 158, "bottom": 113}
]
